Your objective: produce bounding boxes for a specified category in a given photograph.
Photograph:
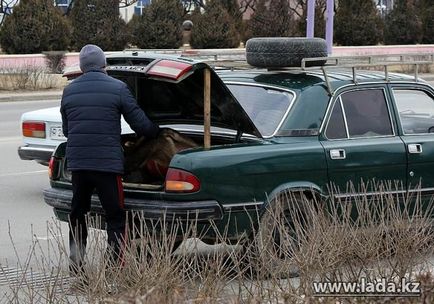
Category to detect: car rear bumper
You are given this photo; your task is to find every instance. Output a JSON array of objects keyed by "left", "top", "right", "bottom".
[
  {"left": 18, "top": 145, "right": 56, "bottom": 165},
  {"left": 43, "top": 187, "right": 224, "bottom": 222}
]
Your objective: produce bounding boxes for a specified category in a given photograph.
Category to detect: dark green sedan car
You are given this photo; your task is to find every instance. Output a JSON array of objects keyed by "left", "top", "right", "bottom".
[{"left": 44, "top": 39, "right": 434, "bottom": 248}]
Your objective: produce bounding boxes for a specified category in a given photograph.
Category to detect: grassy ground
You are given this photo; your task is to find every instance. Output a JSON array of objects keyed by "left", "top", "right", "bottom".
[{"left": 2, "top": 185, "right": 434, "bottom": 303}]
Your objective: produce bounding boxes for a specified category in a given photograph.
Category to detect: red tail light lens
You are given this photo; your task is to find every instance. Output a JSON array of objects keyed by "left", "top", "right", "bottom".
[
  {"left": 48, "top": 156, "right": 60, "bottom": 179},
  {"left": 147, "top": 60, "right": 193, "bottom": 80},
  {"left": 165, "top": 168, "right": 200, "bottom": 193},
  {"left": 22, "top": 121, "right": 46, "bottom": 138}
]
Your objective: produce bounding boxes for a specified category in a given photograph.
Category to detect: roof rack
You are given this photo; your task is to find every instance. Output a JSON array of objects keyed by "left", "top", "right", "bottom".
[
  {"left": 119, "top": 49, "right": 434, "bottom": 94},
  {"left": 301, "top": 53, "right": 434, "bottom": 95}
]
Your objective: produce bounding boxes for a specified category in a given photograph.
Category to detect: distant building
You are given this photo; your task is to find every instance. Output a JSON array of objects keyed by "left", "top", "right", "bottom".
[
  {"left": 119, "top": 0, "right": 150, "bottom": 21},
  {"left": 0, "top": 0, "right": 18, "bottom": 24},
  {"left": 119, "top": 0, "right": 201, "bottom": 21},
  {"left": 376, "top": 0, "right": 394, "bottom": 17},
  {"left": 54, "top": 0, "right": 71, "bottom": 14}
]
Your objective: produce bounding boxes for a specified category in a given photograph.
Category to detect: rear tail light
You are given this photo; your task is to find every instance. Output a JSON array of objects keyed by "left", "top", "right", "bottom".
[
  {"left": 48, "top": 156, "right": 60, "bottom": 180},
  {"left": 147, "top": 60, "right": 193, "bottom": 80},
  {"left": 165, "top": 168, "right": 200, "bottom": 193},
  {"left": 22, "top": 121, "right": 46, "bottom": 138}
]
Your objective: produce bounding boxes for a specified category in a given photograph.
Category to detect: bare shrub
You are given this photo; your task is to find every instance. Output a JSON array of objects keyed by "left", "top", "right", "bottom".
[
  {"left": 399, "top": 63, "right": 433, "bottom": 74},
  {"left": 0, "top": 64, "right": 62, "bottom": 91},
  {"left": 238, "top": 182, "right": 434, "bottom": 301},
  {"left": 358, "top": 62, "right": 434, "bottom": 75},
  {"left": 0, "top": 66, "right": 31, "bottom": 90},
  {"left": 43, "top": 51, "right": 66, "bottom": 74},
  {"left": 2, "top": 183, "right": 434, "bottom": 303}
]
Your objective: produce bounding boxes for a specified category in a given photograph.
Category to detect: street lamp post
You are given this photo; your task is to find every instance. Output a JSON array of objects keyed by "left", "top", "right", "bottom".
[
  {"left": 307, "top": 0, "right": 334, "bottom": 54},
  {"left": 306, "top": 0, "right": 315, "bottom": 38},
  {"left": 325, "top": 0, "right": 334, "bottom": 54}
]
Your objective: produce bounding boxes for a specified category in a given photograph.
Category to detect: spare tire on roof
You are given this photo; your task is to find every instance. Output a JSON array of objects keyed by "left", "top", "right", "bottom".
[{"left": 246, "top": 37, "right": 328, "bottom": 68}]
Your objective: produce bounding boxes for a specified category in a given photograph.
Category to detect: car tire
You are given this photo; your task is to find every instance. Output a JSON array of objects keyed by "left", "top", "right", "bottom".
[
  {"left": 242, "top": 190, "right": 321, "bottom": 279},
  {"left": 246, "top": 37, "right": 328, "bottom": 68}
]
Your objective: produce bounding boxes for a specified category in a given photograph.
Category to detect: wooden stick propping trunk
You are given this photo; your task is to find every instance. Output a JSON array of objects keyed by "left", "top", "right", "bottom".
[{"left": 204, "top": 68, "right": 211, "bottom": 150}]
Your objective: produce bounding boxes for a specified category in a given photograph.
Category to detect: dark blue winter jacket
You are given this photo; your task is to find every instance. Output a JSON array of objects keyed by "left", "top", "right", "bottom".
[{"left": 60, "top": 70, "right": 159, "bottom": 174}]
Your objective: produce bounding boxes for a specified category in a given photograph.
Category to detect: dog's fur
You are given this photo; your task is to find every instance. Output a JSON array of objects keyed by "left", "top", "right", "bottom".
[{"left": 124, "top": 128, "right": 198, "bottom": 180}]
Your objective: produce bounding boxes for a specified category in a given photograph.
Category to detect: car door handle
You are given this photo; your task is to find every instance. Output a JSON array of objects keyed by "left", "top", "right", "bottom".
[
  {"left": 408, "top": 144, "right": 423, "bottom": 154},
  {"left": 330, "top": 149, "right": 346, "bottom": 160}
]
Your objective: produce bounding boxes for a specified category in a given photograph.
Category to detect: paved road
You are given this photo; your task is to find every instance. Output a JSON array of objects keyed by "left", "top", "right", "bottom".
[{"left": 0, "top": 99, "right": 67, "bottom": 268}]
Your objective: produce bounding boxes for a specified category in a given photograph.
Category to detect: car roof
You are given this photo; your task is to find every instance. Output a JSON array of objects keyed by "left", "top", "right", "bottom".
[
  {"left": 218, "top": 68, "right": 420, "bottom": 91},
  {"left": 71, "top": 51, "right": 427, "bottom": 93}
]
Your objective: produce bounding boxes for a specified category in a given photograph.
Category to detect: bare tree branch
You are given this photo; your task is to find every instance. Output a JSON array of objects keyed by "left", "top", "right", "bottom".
[
  {"left": 289, "top": 0, "right": 305, "bottom": 18},
  {"left": 238, "top": 0, "right": 257, "bottom": 14}
]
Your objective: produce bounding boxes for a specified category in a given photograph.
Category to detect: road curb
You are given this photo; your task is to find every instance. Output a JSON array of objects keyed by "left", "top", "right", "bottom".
[{"left": 0, "top": 93, "right": 62, "bottom": 102}]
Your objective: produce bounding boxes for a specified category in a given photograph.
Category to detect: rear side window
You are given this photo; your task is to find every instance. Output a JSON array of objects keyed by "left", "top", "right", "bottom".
[
  {"left": 393, "top": 89, "right": 434, "bottom": 135},
  {"left": 227, "top": 85, "right": 293, "bottom": 137},
  {"left": 326, "top": 89, "right": 393, "bottom": 139},
  {"left": 326, "top": 101, "right": 347, "bottom": 139}
]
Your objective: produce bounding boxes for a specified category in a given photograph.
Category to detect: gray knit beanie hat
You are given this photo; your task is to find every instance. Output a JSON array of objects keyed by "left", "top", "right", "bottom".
[{"left": 79, "top": 44, "right": 106, "bottom": 73}]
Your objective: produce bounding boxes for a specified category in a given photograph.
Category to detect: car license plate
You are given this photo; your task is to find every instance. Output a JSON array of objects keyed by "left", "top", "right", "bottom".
[{"left": 50, "top": 126, "right": 65, "bottom": 140}]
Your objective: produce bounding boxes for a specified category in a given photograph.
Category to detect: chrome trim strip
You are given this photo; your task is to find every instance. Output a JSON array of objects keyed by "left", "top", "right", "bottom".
[
  {"left": 333, "top": 189, "right": 407, "bottom": 199},
  {"left": 339, "top": 97, "right": 350, "bottom": 139},
  {"left": 19, "top": 146, "right": 56, "bottom": 153},
  {"left": 408, "top": 187, "right": 434, "bottom": 194},
  {"left": 43, "top": 188, "right": 224, "bottom": 221},
  {"left": 319, "top": 82, "right": 417, "bottom": 133},
  {"left": 224, "top": 81, "right": 297, "bottom": 139},
  {"left": 319, "top": 90, "right": 335, "bottom": 135},
  {"left": 223, "top": 201, "right": 264, "bottom": 211},
  {"left": 322, "top": 86, "right": 396, "bottom": 140},
  {"left": 334, "top": 187, "right": 434, "bottom": 199},
  {"left": 158, "top": 124, "right": 258, "bottom": 140},
  {"left": 391, "top": 87, "right": 434, "bottom": 136}
]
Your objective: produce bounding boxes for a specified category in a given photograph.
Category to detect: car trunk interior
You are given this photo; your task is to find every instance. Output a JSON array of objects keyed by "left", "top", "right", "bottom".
[
  {"left": 121, "top": 130, "right": 249, "bottom": 190},
  {"left": 112, "top": 70, "right": 258, "bottom": 190},
  {"left": 113, "top": 70, "right": 234, "bottom": 130}
]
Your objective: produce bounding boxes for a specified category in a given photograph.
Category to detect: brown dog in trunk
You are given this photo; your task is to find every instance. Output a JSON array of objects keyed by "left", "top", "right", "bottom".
[{"left": 124, "top": 128, "right": 198, "bottom": 183}]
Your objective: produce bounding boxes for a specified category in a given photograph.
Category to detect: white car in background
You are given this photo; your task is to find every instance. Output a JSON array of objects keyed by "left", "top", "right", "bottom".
[
  {"left": 18, "top": 107, "right": 67, "bottom": 165},
  {"left": 18, "top": 106, "right": 134, "bottom": 165},
  {"left": 17, "top": 56, "right": 142, "bottom": 165}
]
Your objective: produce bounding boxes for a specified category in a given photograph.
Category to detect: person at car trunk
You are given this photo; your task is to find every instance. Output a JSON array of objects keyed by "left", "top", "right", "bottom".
[{"left": 60, "top": 44, "right": 159, "bottom": 275}]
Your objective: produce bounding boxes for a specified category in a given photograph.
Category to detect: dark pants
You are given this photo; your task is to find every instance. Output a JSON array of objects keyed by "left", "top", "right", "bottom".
[{"left": 69, "top": 170, "right": 125, "bottom": 273}]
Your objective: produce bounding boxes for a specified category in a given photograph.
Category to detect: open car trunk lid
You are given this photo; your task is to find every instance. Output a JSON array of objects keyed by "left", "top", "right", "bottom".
[{"left": 105, "top": 58, "right": 262, "bottom": 138}]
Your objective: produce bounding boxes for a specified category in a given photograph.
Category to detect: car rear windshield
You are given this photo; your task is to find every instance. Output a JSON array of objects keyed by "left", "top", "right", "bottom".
[{"left": 227, "top": 84, "right": 294, "bottom": 137}]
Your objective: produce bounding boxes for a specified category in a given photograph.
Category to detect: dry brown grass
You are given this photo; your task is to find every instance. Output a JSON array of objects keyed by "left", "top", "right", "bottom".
[
  {"left": 0, "top": 64, "right": 67, "bottom": 91},
  {"left": 2, "top": 184, "right": 434, "bottom": 303}
]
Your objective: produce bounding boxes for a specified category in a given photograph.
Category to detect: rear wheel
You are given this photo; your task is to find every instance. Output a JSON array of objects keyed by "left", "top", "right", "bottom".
[{"left": 245, "top": 190, "right": 318, "bottom": 278}]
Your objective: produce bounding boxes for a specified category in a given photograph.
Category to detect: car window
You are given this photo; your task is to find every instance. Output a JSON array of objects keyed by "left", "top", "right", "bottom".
[
  {"left": 393, "top": 89, "right": 434, "bottom": 135},
  {"left": 326, "top": 89, "right": 393, "bottom": 139},
  {"left": 227, "top": 84, "right": 293, "bottom": 137},
  {"left": 326, "top": 99, "right": 347, "bottom": 139}
]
